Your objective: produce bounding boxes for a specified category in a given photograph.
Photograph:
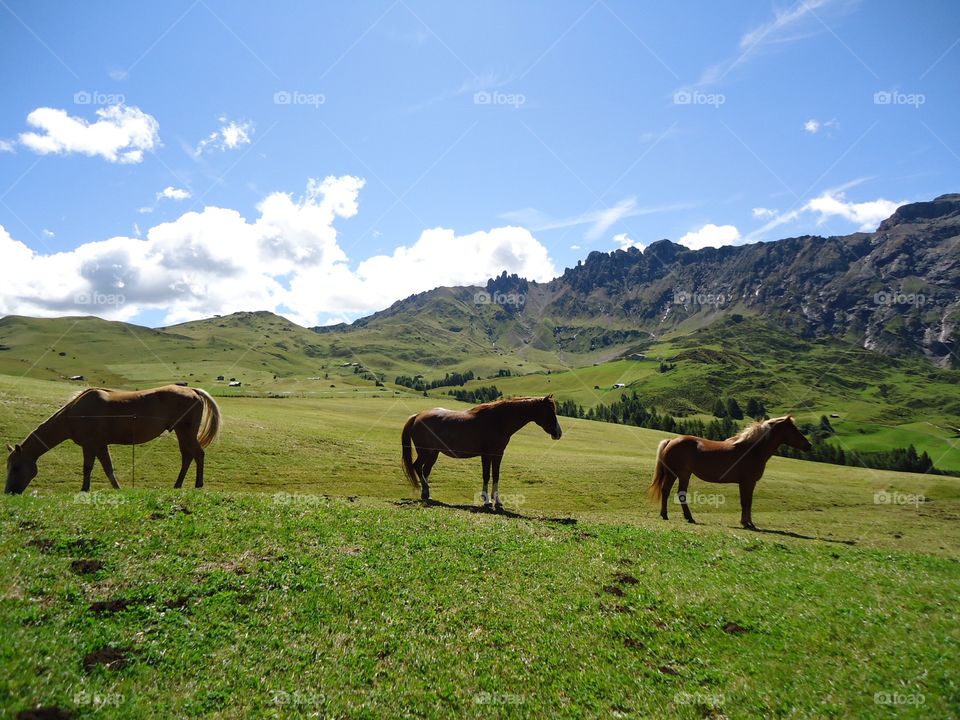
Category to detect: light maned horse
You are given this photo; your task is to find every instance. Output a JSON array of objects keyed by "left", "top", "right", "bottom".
[
  {"left": 648, "top": 415, "right": 811, "bottom": 529},
  {"left": 402, "top": 395, "right": 562, "bottom": 510},
  {"left": 5, "top": 385, "right": 221, "bottom": 494}
]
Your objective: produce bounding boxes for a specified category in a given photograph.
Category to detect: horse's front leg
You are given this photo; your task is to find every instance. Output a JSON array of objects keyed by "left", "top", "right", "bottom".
[
  {"left": 81, "top": 446, "right": 96, "bottom": 492},
  {"left": 96, "top": 447, "right": 121, "bottom": 489},
  {"left": 491, "top": 455, "right": 503, "bottom": 512},
  {"left": 480, "top": 456, "right": 492, "bottom": 510},
  {"left": 739, "top": 481, "right": 757, "bottom": 530}
]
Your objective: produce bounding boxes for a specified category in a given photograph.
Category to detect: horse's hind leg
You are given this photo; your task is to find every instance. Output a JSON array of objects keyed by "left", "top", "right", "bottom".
[
  {"left": 677, "top": 473, "right": 696, "bottom": 524},
  {"left": 96, "top": 447, "right": 121, "bottom": 489},
  {"left": 81, "top": 446, "right": 96, "bottom": 492},
  {"left": 173, "top": 427, "right": 203, "bottom": 489},
  {"left": 660, "top": 472, "right": 676, "bottom": 520}
]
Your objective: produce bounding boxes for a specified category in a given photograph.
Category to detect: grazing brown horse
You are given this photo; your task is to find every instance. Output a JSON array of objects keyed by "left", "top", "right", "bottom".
[
  {"left": 5, "top": 385, "right": 221, "bottom": 494},
  {"left": 648, "top": 415, "right": 811, "bottom": 529},
  {"left": 402, "top": 395, "right": 562, "bottom": 510}
]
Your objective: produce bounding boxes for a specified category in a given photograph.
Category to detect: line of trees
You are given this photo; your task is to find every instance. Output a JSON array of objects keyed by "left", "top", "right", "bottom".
[
  {"left": 396, "top": 370, "right": 475, "bottom": 392},
  {"left": 557, "top": 392, "right": 952, "bottom": 477},
  {"left": 449, "top": 385, "right": 502, "bottom": 404}
]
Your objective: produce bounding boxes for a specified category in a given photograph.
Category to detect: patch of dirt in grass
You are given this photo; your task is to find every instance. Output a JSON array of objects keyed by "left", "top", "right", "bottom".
[
  {"left": 722, "top": 622, "right": 748, "bottom": 635},
  {"left": 70, "top": 559, "right": 104, "bottom": 575},
  {"left": 66, "top": 538, "right": 101, "bottom": 553},
  {"left": 602, "top": 585, "right": 625, "bottom": 597},
  {"left": 17, "top": 520, "right": 40, "bottom": 530},
  {"left": 612, "top": 572, "right": 639, "bottom": 585},
  {"left": 623, "top": 636, "right": 645, "bottom": 650},
  {"left": 82, "top": 645, "right": 133, "bottom": 672},
  {"left": 15, "top": 707, "right": 74, "bottom": 720},
  {"left": 88, "top": 598, "right": 134, "bottom": 616},
  {"left": 26, "top": 538, "right": 55, "bottom": 553},
  {"left": 657, "top": 665, "right": 680, "bottom": 676}
]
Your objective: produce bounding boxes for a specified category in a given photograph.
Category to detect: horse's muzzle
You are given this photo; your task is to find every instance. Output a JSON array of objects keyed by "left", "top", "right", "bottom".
[{"left": 552, "top": 424, "right": 563, "bottom": 440}]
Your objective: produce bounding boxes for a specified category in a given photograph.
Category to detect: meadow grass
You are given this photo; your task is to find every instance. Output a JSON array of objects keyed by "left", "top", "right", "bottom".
[{"left": 1, "top": 375, "right": 958, "bottom": 718}]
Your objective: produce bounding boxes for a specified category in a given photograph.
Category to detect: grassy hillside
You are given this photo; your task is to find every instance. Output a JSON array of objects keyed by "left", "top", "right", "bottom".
[
  {"left": 2, "top": 312, "right": 958, "bottom": 474},
  {"left": 447, "top": 317, "right": 960, "bottom": 473},
  {"left": 1, "top": 375, "right": 958, "bottom": 718}
]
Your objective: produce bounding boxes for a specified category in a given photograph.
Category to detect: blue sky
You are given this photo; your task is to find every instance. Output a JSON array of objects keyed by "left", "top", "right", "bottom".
[{"left": 0, "top": 0, "right": 957, "bottom": 327}]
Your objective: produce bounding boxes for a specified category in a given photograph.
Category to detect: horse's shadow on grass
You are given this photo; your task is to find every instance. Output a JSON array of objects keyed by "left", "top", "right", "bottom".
[
  {"left": 394, "top": 498, "right": 577, "bottom": 526},
  {"left": 737, "top": 525, "right": 857, "bottom": 545}
]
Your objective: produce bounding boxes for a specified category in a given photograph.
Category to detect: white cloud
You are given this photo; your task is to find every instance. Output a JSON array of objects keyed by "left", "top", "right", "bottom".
[
  {"left": 500, "top": 199, "right": 693, "bottom": 239},
  {"left": 747, "top": 188, "right": 902, "bottom": 240},
  {"left": 752, "top": 207, "right": 776, "bottom": 219},
  {"left": 804, "top": 118, "right": 838, "bottom": 134},
  {"left": 18, "top": 104, "right": 159, "bottom": 163},
  {"left": 157, "top": 186, "right": 191, "bottom": 201},
  {"left": 194, "top": 117, "right": 253, "bottom": 156},
  {"left": 685, "top": 0, "right": 840, "bottom": 90},
  {"left": 0, "top": 139, "right": 15, "bottom": 153},
  {"left": 0, "top": 176, "right": 558, "bottom": 327},
  {"left": 677, "top": 223, "right": 741, "bottom": 250},
  {"left": 42, "top": 229, "right": 55, "bottom": 238},
  {"left": 612, "top": 232, "right": 644, "bottom": 251}
]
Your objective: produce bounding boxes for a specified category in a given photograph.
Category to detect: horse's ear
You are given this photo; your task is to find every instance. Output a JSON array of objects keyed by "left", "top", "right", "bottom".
[
  {"left": 6, "top": 444, "right": 12, "bottom": 453},
  {"left": 12, "top": 444, "right": 21, "bottom": 453},
  {"left": 545, "top": 394, "right": 553, "bottom": 400}
]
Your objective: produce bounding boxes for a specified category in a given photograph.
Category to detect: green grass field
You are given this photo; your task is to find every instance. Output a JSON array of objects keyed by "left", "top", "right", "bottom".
[{"left": 1, "top": 375, "right": 959, "bottom": 718}]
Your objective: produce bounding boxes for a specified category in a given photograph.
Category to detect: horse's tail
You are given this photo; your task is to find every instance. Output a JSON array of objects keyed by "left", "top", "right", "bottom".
[
  {"left": 648, "top": 439, "right": 671, "bottom": 504},
  {"left": 195, "top": 388, "right": 221, "bottom": 448},
  {"left": 401, "top": 414, "right": 419, "bottom": 489}
]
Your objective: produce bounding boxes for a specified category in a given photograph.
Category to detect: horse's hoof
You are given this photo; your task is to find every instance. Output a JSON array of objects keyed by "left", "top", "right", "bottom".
[
  {"left": 742, "top": 523, "right": 757, "bottom": 531},
  {"left": 482, "top": 503, "right": 494, "bottom": 512},
  {"left": 494, "top": 503, "right": 504, "bottom": 513},
  {"left": 660, "top": 515, "right": 669, "bottom": 521},
  {"left": 686, "top": 518, "right": 697, "bottom": 524}
]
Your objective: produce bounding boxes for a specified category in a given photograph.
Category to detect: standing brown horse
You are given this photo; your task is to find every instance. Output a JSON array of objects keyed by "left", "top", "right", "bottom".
[
  {"left": 401, "top": 395, "right": 562, "bottom": 510},
  {"left": 5, "top": 385, "right": 221, "bottom": 494},
  {"left": 648, "top": 415, "right": 811, "bottom": 529}
]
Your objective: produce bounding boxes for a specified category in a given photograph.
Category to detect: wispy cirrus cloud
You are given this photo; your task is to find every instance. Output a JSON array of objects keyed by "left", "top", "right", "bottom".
[
  {"left": 679, "top": 0, "right": 851, "bottom": 92},
  {"left": 500, "top": 198, "right": 693, "bottom": 240}
]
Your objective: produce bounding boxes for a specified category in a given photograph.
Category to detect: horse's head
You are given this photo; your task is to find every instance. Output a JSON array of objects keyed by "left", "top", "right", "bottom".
[
  {"left": 533, "top": 395, "right": 562, "bottom": 440},
  {"left": 775, "top": 416, "right": 812, "bottom": 451},
  {"left": 5, "top": 444, "right": 37, "bottom": 494}
]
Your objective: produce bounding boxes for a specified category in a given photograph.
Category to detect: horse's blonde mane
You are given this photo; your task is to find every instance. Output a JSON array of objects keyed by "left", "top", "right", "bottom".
[{"left": 730, "top": 415, "right": 793, "bottom": 445}]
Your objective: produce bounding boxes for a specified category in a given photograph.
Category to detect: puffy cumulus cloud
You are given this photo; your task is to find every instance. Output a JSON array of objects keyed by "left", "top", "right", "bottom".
[
  {"left": 1, "top": 176, "right": 558, "bottom": 327},
  {"left": 157, "top": 186, "right": 191, "bottom": 201},
  {"left": 612, "top": 232, "right": 644, "bottom": 251},
  {"left": 284, "top": 225, "right": 556, "bottom": 326},
  {"left": 18, "top": 104, "right": 159, "bottom": 163},
  {"left": 752, "top": 207, "right": 776, "bottom": 219},
  {"left": 804, "top": 191, "right": 900, "bottom": 231},
  {"left": 194, "top": 117, "right": 253, "bottom": 156},
  {"left": 748, "top": 189, "right": 902, "bottom": 240},
  {"left": 677, "top": 223, "right": 741, "bottom": 250}
]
